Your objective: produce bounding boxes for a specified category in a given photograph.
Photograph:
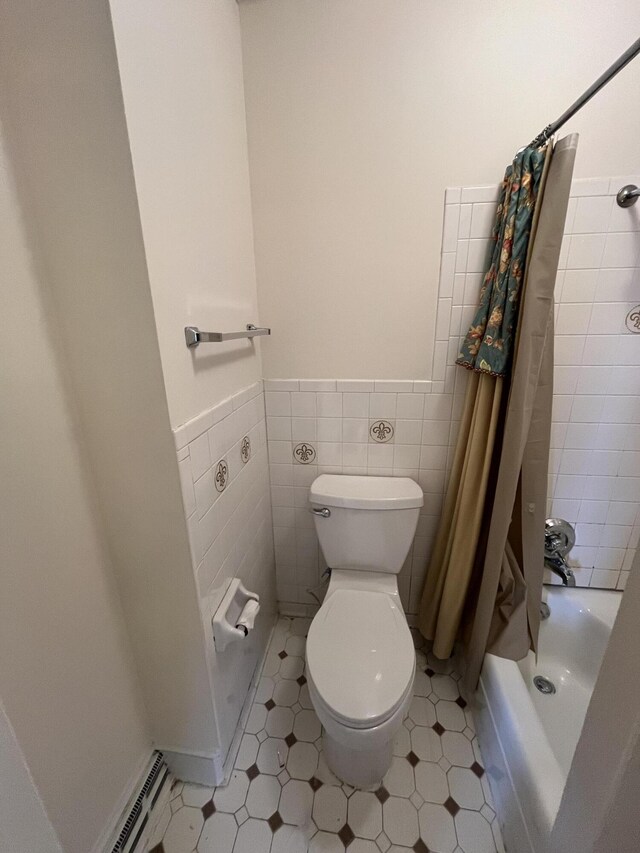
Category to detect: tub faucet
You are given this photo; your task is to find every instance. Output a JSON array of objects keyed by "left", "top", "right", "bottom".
[{"left": 544, "top": 519, "right": 576, "bottom": 587}]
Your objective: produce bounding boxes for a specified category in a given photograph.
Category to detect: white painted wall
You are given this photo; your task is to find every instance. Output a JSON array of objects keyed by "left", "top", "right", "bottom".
[
  {"left": 0, "top": 118, "right": 149, "bottom": 853},
  {"left": 109, "top": 0, "right": 264, "bottom": 429},
  {"left": 0, "top": 0, "right": 219, "bottom": 794},
  {"left": 239, "top": 0, "right": 640, "bottom": 380},
  {"left": 0, "top": 699, "right": 63, "bottom": 853}
]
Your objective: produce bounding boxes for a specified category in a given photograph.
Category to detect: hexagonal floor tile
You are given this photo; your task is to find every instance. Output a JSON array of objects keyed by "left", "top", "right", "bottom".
[
  {"left": 235, "top": 733, "right": 260, "bottom": 770},
  {"left": 309, "top": 830, "right": 344, "bottom": 853},
  {"left": 447, "top": 766, "right": 485, "bottom": 811},
  {"left": 255, "top": 676, "right": 276, "bottom": 703},
  {"left": 382, "top": 796, "right": 419, "bottom": 847},
  {"left": 213, "top": 770, "right": 249, "bottom": 813},
  {"left": 274, "top": 679, "right": 301, "bottom": 707},
  {"left": 441, "top": 732, "right": 475, "bottom": 767},
  {"left": 233, "top": 817, "right": 272, "bottom": 853},
  {"left": 280, "top": 655, "right": 305, "bottom": 680},
  {"left": 392, "top": 724, "right": 411, "bottom": 756},
  {"left": 287, "top": 741, "right": 319, "bottom": 780},
  {"left": 256, "top": 737, "right": 289, "bottom": 774},
  {"left": 285, "top": 635, "right": 306, "bottom": 656},
  {"left": 271, "top": 824, "right": 309, "bottom": 853},
  {"left": 245, "top": 703, "right": 268, "bottom": 734},
  {"left": 431, "top": 674, "right": 460, "bottom": 701},
  {"left": 418, "top": 802, "right": 457, "bottom": 853},
  {"left": 162, "top": 806, "right": 204, "bottom": 853},
  {"left": 414, "top": 761, "right": 449, "bottom": 804},
  {"left": 347, "top": 790, "right": 383, "bottom": 840},
  {"left": 266, "top": 706, "right": 295, "bottom": 739},
  {"left": 410, "top": 726, "right": 443, "bottom": 762},
  {"left": 383, "top": 756, "right": 415, "bottom": 798},
  {"left": 197, "top": 810, "right": 237, "bottom": 853},
  {"left": 313, "top": 784, "right": 347, "bottom": 832},
  {"left": 436, "top": 701, "right": 466, "bottom": 732},
  {"left": 181, "top": 783, "right": 214, "bottom": 808},
  {"left": 293, "top": 709, "right": 322, "bottom": 743},
  {"left": 455, "top": 809, "right": 497, "bottom": 852},
  {"left": 349, "top": 840, "right": 380, "bottom": 853},
  {"left": 246, "top": 774, "right": 281, "bottom": 819},
  {"left": 408, "top": 696, "right": 437, "bottom": 728},
  {"left": 279, "top": 779, "right": 314, "bottom": 826}
]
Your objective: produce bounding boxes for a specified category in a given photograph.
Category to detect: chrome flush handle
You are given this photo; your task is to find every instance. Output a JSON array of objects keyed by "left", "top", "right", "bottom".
[{"left": 310, "top": 507, "right": 331, "bottom": 518}]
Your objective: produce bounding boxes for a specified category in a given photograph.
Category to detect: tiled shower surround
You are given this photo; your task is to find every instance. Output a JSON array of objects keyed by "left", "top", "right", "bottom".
[{"left": 266, "top": 174, "right": 640, "bottom": 609}]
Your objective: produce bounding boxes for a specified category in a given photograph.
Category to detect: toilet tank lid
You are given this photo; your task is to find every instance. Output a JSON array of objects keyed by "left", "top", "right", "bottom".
[{"left": 310, "top": 474, "right": 423, "bottom": 510}]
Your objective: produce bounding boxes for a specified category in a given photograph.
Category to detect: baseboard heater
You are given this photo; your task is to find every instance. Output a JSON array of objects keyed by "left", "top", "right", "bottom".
[{"left": 111, "top": 751, "right": 169, "bottom": 853}]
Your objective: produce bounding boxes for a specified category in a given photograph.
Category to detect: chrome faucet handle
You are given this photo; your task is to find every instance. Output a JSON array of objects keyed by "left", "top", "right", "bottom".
[{"left": 544, "top": 518, "right": 575, "bottom": 558}]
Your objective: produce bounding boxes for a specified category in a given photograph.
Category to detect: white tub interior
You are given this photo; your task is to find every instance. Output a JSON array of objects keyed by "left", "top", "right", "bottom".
[{"left": 476, "top": 586, "right": 622, "bottom": 853}]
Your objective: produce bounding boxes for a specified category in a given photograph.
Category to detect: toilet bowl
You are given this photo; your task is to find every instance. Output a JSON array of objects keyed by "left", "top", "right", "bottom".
[{"left": 306, "top": 474, "right": 423, "bottom": 788}]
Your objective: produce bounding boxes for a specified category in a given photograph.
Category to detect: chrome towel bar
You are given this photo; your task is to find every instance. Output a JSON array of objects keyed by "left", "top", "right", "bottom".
[{"left": 184, "top": 324, "right": 270, "bottom": 348}]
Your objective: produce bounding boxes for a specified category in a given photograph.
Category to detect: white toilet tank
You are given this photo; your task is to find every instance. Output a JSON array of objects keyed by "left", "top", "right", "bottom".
[{"left": 309, "top": 475, "right": 423, "bottom": 573}]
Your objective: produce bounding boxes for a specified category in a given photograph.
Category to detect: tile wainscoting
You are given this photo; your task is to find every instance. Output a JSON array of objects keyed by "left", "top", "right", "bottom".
[
  {"left": 266, "top": 173, "right": 640, "bottom": 612},
  {"left": 264, "top": 379, "right": 455, "bottom": 615},
  {"left": 173, "top": 381, "right": 277, "bottom": 766}
]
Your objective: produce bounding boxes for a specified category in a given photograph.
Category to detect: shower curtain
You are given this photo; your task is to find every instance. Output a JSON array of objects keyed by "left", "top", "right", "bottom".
[{"left": 418, "top": 134, "right": 578, "bottom": 688}]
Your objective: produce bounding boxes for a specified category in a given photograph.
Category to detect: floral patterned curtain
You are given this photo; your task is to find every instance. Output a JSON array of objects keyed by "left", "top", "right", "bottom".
[{"left": 456, "top": 146, "right": 548, "bottom": 377}]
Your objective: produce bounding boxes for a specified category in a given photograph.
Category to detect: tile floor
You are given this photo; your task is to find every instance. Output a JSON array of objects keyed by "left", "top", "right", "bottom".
[{"left": 148, "top": 617, "right": 504, "bottom": 853}]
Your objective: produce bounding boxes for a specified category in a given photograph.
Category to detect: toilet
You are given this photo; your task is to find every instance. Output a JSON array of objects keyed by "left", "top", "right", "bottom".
[{"left": 306, "top": 474, "right": 423, "bottom": 788}]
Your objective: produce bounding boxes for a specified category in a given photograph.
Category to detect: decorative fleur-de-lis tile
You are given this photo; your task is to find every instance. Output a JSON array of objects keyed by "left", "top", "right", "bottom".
[
  {"left": 214, "top": 459, "right": 228, "bottom": 492},
  {"left": 626, "top": 305, "right": 640, "bottom": 333},
  {"left": 241, "top": 436, "right": 251, "bottom": 463},
  {"left": 369, "top": 419, "right": 395, "bottom": 443},
  {"left": 293, "top": 443, "right": 316, "bottom": 464}
]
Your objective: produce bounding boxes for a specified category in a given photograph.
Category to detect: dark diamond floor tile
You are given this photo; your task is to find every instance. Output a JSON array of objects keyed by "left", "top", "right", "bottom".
[
  {"left": 278, "top": 650, "right": 288, "bottom": 659},
  {"left": 471, "top": 761, "right": 485, "bottom": 778},
  {"left": 246, "top": 763, "right": 260, "bottom": 781},
  {"left": 285, "top": 732, "right": 297, "bottom": 748},
  {"left": 432, "top": 722, "right": 445, "bottom": 736},
  {"left": 309, "top": 776, "right": 323, "bottom": 791},
  {"left": 149, "top": 845, "right": 164, "bottom": 853},
  {"left": 375, "top": 786, "right": 390, "bottom": 804},
  {"left": 297, "top": 675, "right": 307, "bottom": 686},
  {"left": 455, "top": 696, "right": 467, "bottom": 709},
  {"left": 201, "top": 799, "right": 216, "bottom": 820},
  {"left": 338, "top": 823, "right": 355, "bottom": 847},
  {"left": 268, "top": 810, "right": 284, "bottom": 832},
  {"left": 406, "top": 751, "right": 420, "bottom": 767},
  {"left": 444, "top": 796, "right": 460, "bottom": 817},
  {"left": 413, "top": 840, "right": 430, "bottom": 853},
  {"left": 425, "top": 668, "right": 435, "bottom": 677},
  {"left": 265, "top": 698, "right": 276, "bottom": 711}
]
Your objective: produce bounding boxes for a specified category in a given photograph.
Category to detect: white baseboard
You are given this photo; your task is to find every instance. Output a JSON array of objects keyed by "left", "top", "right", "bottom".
[{"left": 160, "top": 747, "right": 224, "bottom": 787}]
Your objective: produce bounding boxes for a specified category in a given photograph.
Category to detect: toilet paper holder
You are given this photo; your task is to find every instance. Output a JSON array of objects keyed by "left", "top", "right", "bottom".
[{"left": 212, "top": 578, "right": 260, "bottom": 653}]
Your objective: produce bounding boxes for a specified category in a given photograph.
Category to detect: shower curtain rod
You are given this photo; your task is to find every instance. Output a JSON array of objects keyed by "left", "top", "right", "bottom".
[{"left": 527, "top": 36, "right": 640, "bottom": 149}]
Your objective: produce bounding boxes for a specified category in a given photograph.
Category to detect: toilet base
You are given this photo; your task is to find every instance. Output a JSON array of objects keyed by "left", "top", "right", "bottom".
[{"left": 323, "top": 730, "right": 393, "bottom": 788}]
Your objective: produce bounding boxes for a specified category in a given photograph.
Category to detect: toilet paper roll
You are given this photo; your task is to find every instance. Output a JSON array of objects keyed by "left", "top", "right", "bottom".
[{"left": 235, "top": 598, "right": 260, "bottom": 635}]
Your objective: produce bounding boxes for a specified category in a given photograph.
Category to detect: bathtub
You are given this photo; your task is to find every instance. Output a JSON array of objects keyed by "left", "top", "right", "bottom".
[{"left": 474, "top": 586, "right": 621, "bottom": 853}]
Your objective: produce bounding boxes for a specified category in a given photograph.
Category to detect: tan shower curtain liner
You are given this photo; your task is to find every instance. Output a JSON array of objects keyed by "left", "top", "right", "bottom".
[{"left": 418, "top": 134, "right": 578, "bottom": 687}]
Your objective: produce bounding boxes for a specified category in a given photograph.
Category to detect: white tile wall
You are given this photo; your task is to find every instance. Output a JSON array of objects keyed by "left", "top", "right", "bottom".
[
  {"left": 441, "top": 173, "right": 640, "bottom": 593},
  {"left": 262, "top": 379, "right": 448, "bottom": 614},
  {"left": 265, "top": 174, "right": 640, "bottom": 611}
]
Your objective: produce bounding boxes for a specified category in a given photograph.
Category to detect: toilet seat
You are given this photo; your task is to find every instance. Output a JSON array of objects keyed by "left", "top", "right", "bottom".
[{"left": 306, "top": 588, "right": 415, "bottom": 730}]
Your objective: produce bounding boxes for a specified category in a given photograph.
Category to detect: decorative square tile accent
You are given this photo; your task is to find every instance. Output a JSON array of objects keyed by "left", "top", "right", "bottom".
[
  {"left": 202, "top": 799, "right": 216, "bottom": 820},
  {"left": 241, "top": 435, "right": 251, "bottom": 462},
  {"left": 246, "top": 763, "right": 260, "bottom": 781},
  {"left": 375, "top": 785, "right": 390, "bottom": 804},
  {"left": 338, "top": 823, "right": 356, "bottom": 846},
  {"left": 293, "top": 442, "right": 316, "bottom": 464},
  {"left": 213, "top": 458, "right": 228, "bottom": 492},
  {"left": 406, "top": 751, "right": 420, "bottom": 768},
  {"left": 369, "top": 419, "right": 395, "bottom": 443},
  {"left": 268, "top": 811, "right": 284, "bottom": 832}
]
